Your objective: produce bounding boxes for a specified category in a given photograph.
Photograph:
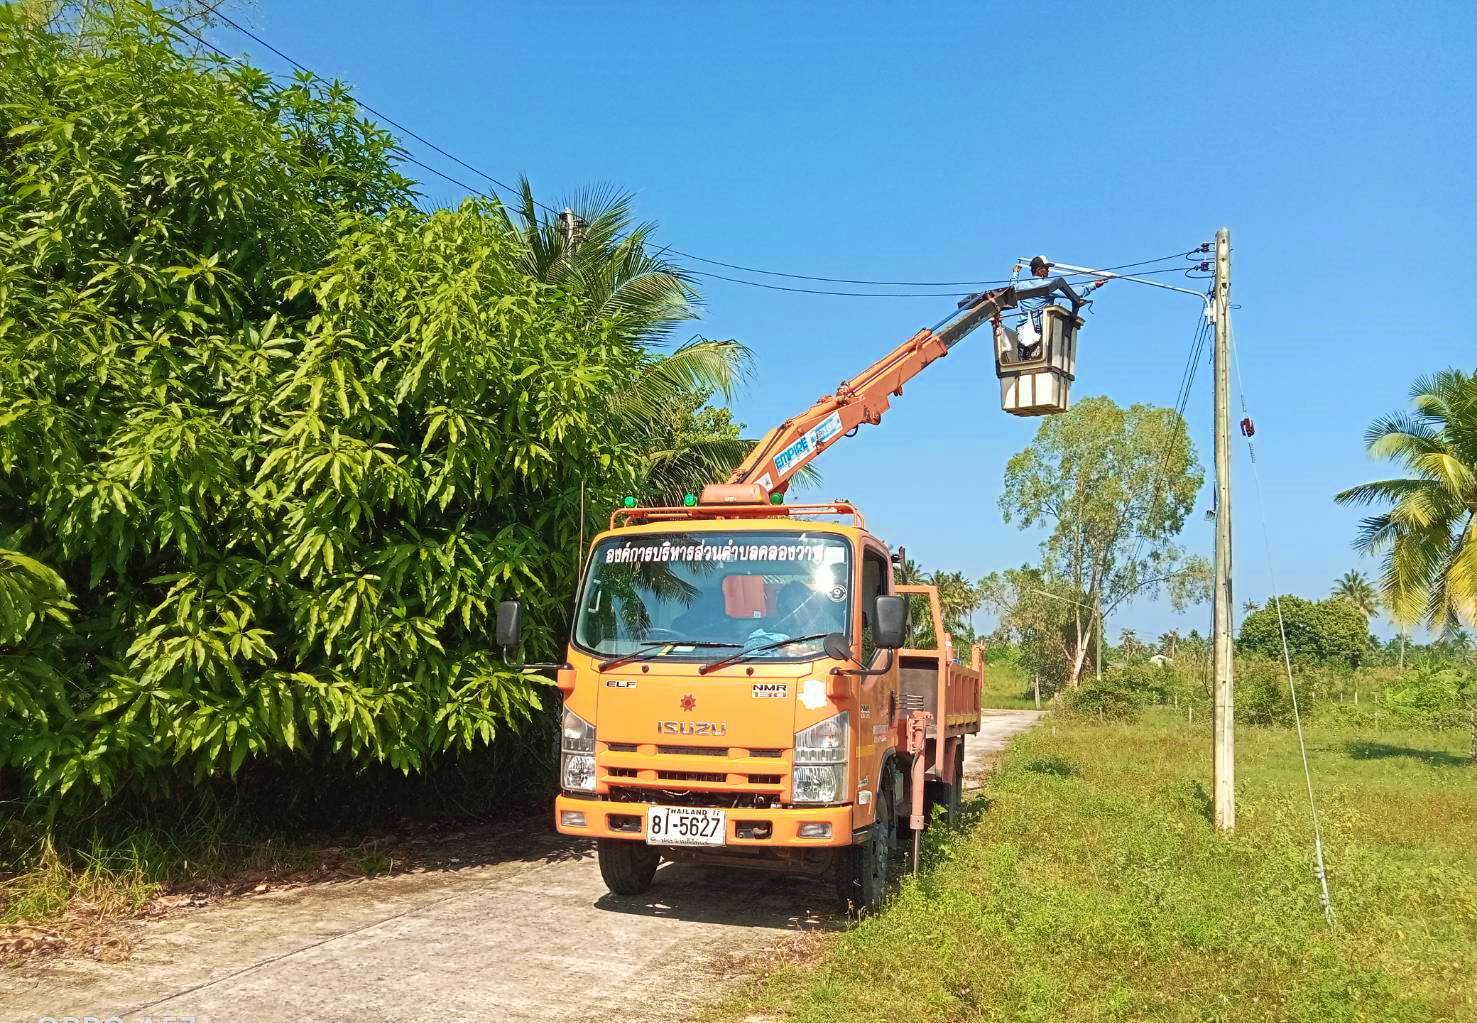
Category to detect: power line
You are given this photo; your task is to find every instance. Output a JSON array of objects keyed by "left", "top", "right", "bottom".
[
  {"left": 680, "top": 263, "right": 1204, "bottom": 299},
  {"left": 173, "top": 12, "right": 1206, "bottom": 300},
  {"left": 208, "top": 10, "right": 553, "bottom": 217},
  {"left": 665, "top": 250, "right": 1198, "bottom": 288}
]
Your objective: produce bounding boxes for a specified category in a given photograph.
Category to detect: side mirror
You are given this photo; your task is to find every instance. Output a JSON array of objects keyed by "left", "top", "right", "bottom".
[
  {"left": 822, "top": 632, "right": 852, "bottom": 663},
  {"left": 873, "top": 594, "right": 908, "bottom": 650},
  {"left": 494, "top": 600, "right": 524, "bottom": 649}
]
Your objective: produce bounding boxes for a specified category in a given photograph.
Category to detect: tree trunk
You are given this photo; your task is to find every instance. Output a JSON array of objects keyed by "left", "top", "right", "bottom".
[{"left": 1069, "top": 619, "right": 1093, "bottom": 688}]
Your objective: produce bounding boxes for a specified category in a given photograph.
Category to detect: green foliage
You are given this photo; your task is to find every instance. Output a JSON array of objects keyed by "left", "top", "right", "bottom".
[
  {"left": 1335, "top": 369, "right": 1477, "bottom": 633},
  {"left": 1061, "top": 673, "right": 1142, "bottom": 721},
  {"left": 978, "top": 565, "right": 1082, "bottom": 695},
  {"left": 1000, "top": 395, "right": 1210, "bottom": 684},
  {"left": 1236, "top": 656, "right": 1298, "bottom": 727},
  {"left": 1239, "top": 595, "right": 1369, "bottom": 667},
  {"left": 1380, "top": 665, "right": 1477, "bottom": 733},
  {"left": 1331, "top": 569, "right": 1380, "bottom": 617},
  {"left": 0, "top": 5, "right": 748, "bottom": 813}
]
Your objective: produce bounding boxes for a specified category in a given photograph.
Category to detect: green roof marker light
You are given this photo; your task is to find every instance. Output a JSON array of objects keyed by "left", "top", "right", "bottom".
[
  {"left": 683, "top": 493, "right": 698, "bottom": 507},
  {"left": 622, "top": 495, "right": 636, "bottom": 508},
  {"left": 770, "top": 492, "right": 784, "bottom": 505}
]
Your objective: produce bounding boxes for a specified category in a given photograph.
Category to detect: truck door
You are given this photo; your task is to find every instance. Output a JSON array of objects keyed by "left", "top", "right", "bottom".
[{"left": 857, "top": 544, "right": 898, "bottom": 828}]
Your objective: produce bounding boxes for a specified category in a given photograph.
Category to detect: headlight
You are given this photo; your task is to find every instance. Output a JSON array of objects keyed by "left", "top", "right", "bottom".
[
  {"left": 794, "top": 711, "right": 848, "bottom": 764},
  {"left": 793, "top": 712, "right": 847, "bottom": 804},
  {"left": 561, "top": 707, "right": 596, "bottom": 792},
  {"left": 562, "top": 754, "right": 596, "bottom": 792},
  {"left": 793, "top": 764, "right": 845, "bottom": 804},
  {"left": 562, "top": 707, "right": 595, "bottom": 753}
]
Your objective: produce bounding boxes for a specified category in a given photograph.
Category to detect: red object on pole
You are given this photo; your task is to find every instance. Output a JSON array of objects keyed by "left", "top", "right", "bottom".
[{"left": 1240, "top": 417, "right": 1255, "bottom": 438}]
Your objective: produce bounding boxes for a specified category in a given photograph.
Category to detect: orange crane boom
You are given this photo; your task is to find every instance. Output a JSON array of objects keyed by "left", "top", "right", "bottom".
[{"left": 705, "top": 277, "right": 1087, "bottom": 503}]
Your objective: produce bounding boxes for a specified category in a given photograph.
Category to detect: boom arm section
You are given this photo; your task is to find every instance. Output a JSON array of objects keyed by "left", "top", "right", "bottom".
[{"left": 722, "top": 278, "right": 1085, "bottom": 498}]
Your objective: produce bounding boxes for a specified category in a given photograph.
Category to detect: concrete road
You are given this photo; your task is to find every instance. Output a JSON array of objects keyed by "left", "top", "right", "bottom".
[{"left": 2, "top": 710, "right": 1041, "bottom": 1023}]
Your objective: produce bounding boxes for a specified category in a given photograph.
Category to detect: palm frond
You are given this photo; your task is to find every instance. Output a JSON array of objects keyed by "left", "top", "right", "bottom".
[{"left": 612, "top": 339, "right": 754, "bottom": 427}]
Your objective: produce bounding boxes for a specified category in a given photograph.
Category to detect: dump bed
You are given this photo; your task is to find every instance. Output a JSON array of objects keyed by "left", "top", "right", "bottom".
[{"left": 894, "top": 584, "right": 983, "bottom": 776}]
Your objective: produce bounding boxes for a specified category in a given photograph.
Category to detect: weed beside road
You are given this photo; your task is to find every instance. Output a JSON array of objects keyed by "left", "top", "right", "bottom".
[{"left": 712, "top": 709, "right": 1476, "bottom": 1023}]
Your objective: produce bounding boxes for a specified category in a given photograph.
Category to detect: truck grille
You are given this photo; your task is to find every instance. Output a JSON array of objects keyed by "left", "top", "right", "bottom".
[
  {"left": 658, "top": 770, "right": 726, "bottom": 783},
  {"left": 598, "top": 742, "right": 792, "bottom": 803}
]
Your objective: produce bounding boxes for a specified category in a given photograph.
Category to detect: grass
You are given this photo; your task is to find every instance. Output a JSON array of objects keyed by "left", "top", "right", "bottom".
[
  {"left": 710, "top": 709, "right": 1477, "bottom": 1023},
  {"left": 0, "top": 812, "right": 330, "bottom": 961},
  {"left": 980, "top": 658, "right": 1041, "bottom": 710}
]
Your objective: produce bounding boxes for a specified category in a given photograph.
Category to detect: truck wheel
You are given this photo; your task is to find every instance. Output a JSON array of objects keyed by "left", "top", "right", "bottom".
[
  {"left": 945, "top": 740, "right": 965, "bottom": 823},
  {"left": 597, "top": 839, "right": 660, "bottom": 896},
  {"left": 836, "top": 765, "right": 896, "bottom": 912},
  {"left": 925, "top": 741, "right": 967, "bottom": 827}
]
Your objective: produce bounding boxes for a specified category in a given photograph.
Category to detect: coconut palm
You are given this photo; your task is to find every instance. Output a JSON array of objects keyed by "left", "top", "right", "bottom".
[
  {"left": 497, "top": 182, "right": 758, "bottom": 503},
  {"left": 1242, "top": 598, "right": 1260, "bottom": 614},
  {"left": 1157, "top": 629, "right": 1181, "bottom": 658},
  {"left": 1331, "top": 570, "right": 1381, "bottom": 618},
  {"left": 1118, "top": 628, "right": 1142, "bottom": 658},
  {"left": 1336, "top": 370, "right": 1477, "bottom": 634}
]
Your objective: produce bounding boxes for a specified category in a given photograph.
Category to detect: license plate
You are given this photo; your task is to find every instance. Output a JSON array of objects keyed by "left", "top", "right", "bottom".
[{"left": 645, "top": 806, "right": 726, "bottom": 847}]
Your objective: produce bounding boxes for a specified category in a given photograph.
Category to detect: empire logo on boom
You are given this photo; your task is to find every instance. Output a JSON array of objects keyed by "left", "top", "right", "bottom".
[{"left": 656, "top": 721, "right": 728, "bottom": 736}]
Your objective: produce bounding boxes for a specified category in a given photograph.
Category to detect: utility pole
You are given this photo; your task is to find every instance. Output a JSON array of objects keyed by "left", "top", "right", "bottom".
[
  {"left": 1212, "top": 226, "right": 1235, "bottom": 832},
  {"left": 559, "top": 208, "right": 585, "bottom": 262}
]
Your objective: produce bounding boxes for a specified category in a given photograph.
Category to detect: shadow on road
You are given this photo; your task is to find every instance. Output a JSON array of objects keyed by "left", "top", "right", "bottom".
[{"left": 593, "top": 862, "right": 844, "bottom": 930}]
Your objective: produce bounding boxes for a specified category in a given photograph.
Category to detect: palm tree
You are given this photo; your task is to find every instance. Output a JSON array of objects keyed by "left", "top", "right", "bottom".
[
  {"left": 1336, "top": 370, "right": 1477, "bottom": 634},
  {"left": 1156, "top": 629, "right": 1180, "bottom": 658},
  {"left": 497, "top": 183, "right": 755, "bottom": 503},
  {"left": 1242, "top": 599, "right": 1260, "bottom": 614},
  {"left": 894, "top": 557, "right": 924, "bottom": 585},
  {"left": 1118, "top": 628, "right": 1142, "bottom": 659},
  {"left": 1331, "top": 570, "right": 1381, "bottom": 618}
]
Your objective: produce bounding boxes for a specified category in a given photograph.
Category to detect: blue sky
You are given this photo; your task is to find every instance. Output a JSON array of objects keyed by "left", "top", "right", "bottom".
[{"left": 224, "top": 1, "right": 1474, "bottom": 641}]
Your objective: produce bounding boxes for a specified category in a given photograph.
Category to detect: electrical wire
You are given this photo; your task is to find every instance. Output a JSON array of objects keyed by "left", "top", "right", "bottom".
[
  {"left": 680, "top": 263, "right": 1204, "bottom": 299},
  {"left": 172, "top": 11, "right": 1208, "bottom": 300},
  {"left": 666, "top": 250, "right": 1199, "bottom": 288},
  {"left": 1229, "top": 321, "right": 1338, "bottom": 928},
  {"left": 208, "top": 10, "right": 552, "bottom": 216}
]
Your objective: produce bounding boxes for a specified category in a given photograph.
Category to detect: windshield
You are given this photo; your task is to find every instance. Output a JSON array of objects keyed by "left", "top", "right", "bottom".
[{"left": 574, "top": 531, "right": 852, "bottom": 662}]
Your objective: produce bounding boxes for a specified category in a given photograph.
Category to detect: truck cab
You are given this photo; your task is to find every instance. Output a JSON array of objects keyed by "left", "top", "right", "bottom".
[{"left": 526, "top": 498, "right": 981, "bottom": 909}]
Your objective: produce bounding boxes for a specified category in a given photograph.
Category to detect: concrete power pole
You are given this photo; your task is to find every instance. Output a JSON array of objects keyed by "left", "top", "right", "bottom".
[
  {"left": 1212, "top": 226, "right": 1235, "bottom": 832},
  {"left": 559, "top": 208, "right": 586, "bottom": 262}
]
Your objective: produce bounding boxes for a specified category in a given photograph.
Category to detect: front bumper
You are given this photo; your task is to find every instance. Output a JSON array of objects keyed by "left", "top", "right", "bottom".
[{"left": 555, "top": 794, "right": 852, "bottom": 847}]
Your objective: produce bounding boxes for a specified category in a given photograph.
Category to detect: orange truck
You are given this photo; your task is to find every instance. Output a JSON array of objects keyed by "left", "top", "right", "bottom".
[{"left": 494, "top": 273, "right": 1091, "bottom": 908}]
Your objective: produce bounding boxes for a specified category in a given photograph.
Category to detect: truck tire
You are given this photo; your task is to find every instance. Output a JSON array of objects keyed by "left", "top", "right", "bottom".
[
  {"left": 925, "top": 740, "right": 966, "bottom": 827},
  {"left": 836, "top": 764, "right": 896, "bottom": 913},
  {"left": 597, "top": 839, "right": 660, "bottom": 896}
]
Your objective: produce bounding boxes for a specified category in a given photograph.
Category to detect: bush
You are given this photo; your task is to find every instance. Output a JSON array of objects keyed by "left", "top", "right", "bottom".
[
  {"left": 1235, "top": 657, "right": 1298, "bottom": 727},
  {"left": 0, "top": 5, "right": 703, "bottom": 812},
  {"left": 1238, "top": 595, "right": 1369, "bottom": 667},
  {"left": 1063, "top": 674, "right": 1143, "bottom": 721},
  {"left": 1379, "top": 666, "right": 1477, "bottom": 731}
]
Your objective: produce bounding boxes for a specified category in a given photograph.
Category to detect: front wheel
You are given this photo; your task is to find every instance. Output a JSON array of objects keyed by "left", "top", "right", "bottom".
[
  {"left": 835, "top": 764, "right": 897, "bottom": 913},
  {"left": 597, "top": 839, "right": 660, "bottom": 896}
]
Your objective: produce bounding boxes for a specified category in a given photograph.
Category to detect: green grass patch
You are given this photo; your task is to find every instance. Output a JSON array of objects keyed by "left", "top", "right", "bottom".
[
  {"left": 713, "top": 710, "right": 1477, "bottom": 1023},
  {"left": 981, "top": 659, "right": 1041, "bottom": 710}
]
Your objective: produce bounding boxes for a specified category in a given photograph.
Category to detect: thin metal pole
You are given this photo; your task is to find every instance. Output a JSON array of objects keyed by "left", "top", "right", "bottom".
[{"left": 1212, "top": 227, "right": 1236, "bottom": 832}]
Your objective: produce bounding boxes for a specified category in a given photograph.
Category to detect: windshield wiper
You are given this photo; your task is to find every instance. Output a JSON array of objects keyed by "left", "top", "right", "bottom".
[
  {"left": 697, "top": 633, "right": 832, "bottom": 675},
  {"left": 598, "top": 640, "right": 740, "bottom": 672}
]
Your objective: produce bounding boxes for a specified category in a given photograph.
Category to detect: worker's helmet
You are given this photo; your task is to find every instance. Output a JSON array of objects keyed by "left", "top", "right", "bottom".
[{"left": 1029, "top": 256, "right": 1050, "bottom": 274}]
